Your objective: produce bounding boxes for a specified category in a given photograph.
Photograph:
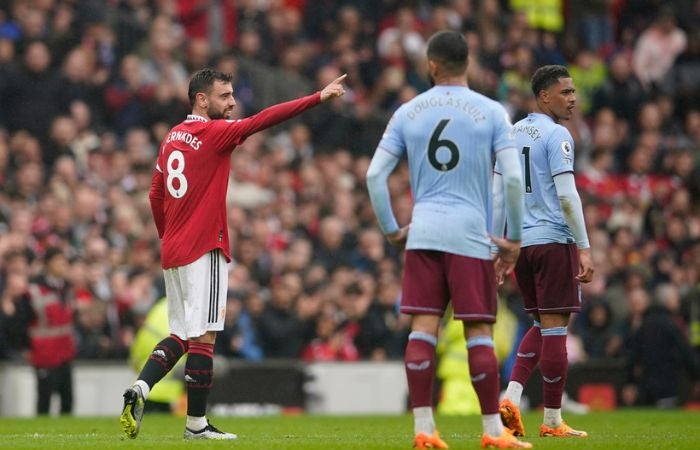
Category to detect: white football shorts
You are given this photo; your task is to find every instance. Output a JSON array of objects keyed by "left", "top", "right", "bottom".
[{"left": 164, "top": 249, "right": 229, "bottom": 339}]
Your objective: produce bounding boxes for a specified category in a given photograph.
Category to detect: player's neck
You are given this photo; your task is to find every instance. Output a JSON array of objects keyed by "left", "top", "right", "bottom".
[
  {"left": 191, "top": 108, "right": 211, "bottom": 120},
  {"left": 533, "top": 105, "right": 558, "bottom": 123},
  {"left": 435, "top": 76, "right": 468, "bottom": 87}
]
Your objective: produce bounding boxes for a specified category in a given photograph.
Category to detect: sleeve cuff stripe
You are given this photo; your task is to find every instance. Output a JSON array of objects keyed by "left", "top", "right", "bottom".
[
  {"left": 552, "top": 170, "right": 574, "bottom": 177},
  {"left": 377, "top": 145, "right": 402, "bottom": 157}
]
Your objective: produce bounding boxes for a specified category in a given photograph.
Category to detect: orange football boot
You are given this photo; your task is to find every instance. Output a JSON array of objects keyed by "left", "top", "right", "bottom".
[
  {"left": 499, "top": 398, "right": 525, "bottom": 437},
  {"left": 540, "top": 421, "right": 588, "bottom": 437},
  {"left": 481, "top": 428, "right": 533, "bottom": 448},
  {"left": 413, "top": 430, "right": 449, "bottom": 449}
]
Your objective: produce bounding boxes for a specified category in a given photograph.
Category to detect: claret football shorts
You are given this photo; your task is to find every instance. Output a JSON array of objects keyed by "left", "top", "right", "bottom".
[
  {"left": 514, "top": 243, "right": 582, "bottom": 314},
  {"left": 400, "top": 249, "right": 497, "bottom": 322},
  {"left": 164, "top": 249, "right": 228, "bottom": 339}
]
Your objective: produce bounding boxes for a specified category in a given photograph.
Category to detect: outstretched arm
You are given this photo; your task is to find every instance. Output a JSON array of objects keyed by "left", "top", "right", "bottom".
[{"left": 229, "top": 74, "right": 347, "bottom": 144}]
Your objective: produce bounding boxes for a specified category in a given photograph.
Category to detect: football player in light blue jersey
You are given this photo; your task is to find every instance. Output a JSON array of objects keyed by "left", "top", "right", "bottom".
[
  {"left": 367, "top": 30, "right": 530, "bottom": 449},
  {"left": 493, "top": 65, "right": 594, "bottom": 439},
  {"left": 503, "top": 114, "right": 580, "bottom": 247}
]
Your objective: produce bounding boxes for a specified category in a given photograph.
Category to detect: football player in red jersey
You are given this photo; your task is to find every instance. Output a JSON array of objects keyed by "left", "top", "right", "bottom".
[{"left": 120, "top": 68, "right": 346, "bottom": 440}]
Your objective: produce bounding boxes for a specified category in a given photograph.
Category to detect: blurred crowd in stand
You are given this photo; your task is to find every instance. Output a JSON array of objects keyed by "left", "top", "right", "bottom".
[{"left": 0, "top": 0, "right": 699, "bottom": 407}]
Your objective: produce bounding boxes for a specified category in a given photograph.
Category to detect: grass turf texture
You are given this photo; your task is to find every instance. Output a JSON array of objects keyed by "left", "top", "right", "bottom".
[{"left": 1, "top": 409, "right": 698, "bottom": 449}]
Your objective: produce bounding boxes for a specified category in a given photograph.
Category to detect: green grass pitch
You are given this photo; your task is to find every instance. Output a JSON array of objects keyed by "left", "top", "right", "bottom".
[{"left": 1, "top": 409, "right": 699, "bottom": 449}]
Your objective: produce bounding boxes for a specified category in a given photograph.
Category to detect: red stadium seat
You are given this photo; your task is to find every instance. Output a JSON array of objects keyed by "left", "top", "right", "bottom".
[{"left": 578, "top": 383, "right": 616, "bottom": 411}]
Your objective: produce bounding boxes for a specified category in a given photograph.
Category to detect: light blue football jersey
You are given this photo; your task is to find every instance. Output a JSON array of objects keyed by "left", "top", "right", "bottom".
[
  {"left": 376, "top": 85, "right": 514, "bottom": 260},
  {"left": 508, "top": 112, "right": 576, "bottom": 247}
]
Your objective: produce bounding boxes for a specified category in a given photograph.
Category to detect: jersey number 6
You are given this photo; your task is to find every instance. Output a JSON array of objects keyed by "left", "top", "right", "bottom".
[
  {"left": 166, "top": 150, "right": 188, "bottom": 198},
  {"left": 428, "top": 119, "right": 459, "bottom": 172}
]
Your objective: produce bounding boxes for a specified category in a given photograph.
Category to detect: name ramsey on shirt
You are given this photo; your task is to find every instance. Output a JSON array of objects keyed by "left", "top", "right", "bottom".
[{"left": 513, "top": 124, "right": 542, "bottom": 141}]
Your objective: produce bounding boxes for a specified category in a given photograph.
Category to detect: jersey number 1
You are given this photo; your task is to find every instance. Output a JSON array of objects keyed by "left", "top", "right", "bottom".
[
  {"left": 166, "top": 150, "right": 188, "bottom": 198},
  {"left": 522, "top": 146, "right": 532, "bottom": 193},
  {"left": 428, "top": 119, "right": 459, "bottom": 172}
]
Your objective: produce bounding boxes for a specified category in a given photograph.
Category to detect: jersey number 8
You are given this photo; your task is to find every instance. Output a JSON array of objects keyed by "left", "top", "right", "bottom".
[{"left": 166, "top": 150, "right": 188, "bottom": 198}]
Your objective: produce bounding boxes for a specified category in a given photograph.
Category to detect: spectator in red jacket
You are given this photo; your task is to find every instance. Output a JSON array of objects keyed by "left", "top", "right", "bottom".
[{"left": 10, "top": 248, "right": 77, "bottom": 415}]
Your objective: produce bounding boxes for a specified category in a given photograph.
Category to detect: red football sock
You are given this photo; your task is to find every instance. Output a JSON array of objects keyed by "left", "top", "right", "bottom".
[
  {"left": 467, "top": 338, "right": 500, "bottom": 415},
  {"left": 540, "top": 334, "right": 568, "bottom": 409},
  {"left": 405, "top": 337, "right": 436, "bottom": 408},
  {"left": 510, "top": 325, "right": 542, "bottom": 386}
]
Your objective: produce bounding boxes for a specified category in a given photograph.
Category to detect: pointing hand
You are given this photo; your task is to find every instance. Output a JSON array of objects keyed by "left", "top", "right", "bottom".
[{"left": 320, "top": 74, "right": 347, "bottom": 102}]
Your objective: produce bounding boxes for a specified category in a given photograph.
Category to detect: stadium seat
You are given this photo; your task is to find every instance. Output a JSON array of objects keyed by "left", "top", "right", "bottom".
[{"left": 578, "top": 383, "right": 616, "bottom": 411}]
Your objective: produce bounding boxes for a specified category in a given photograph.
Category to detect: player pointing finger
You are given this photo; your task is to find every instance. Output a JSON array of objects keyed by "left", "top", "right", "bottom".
[{"left": 320, "top": 73, "right": 347, "bottom": 101}]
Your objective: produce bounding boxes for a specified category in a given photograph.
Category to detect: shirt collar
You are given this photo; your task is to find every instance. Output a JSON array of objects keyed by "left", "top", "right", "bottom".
[
  {"left": 185, "top": 114, "right": 208, "bottom": 123},
  {"left": 529, "top": 112, "right": 554, "bottom": 123}
]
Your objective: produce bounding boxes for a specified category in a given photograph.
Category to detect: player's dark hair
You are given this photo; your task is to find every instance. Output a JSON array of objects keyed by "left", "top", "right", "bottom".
[
  {"left": 426, "top": 30, "right": 468, "bottom": 76},
  {"left": 531, "top": 65, "right": 571, "bottom": 97},
  {"left": 187, "top": 68, "right": 233, "bottom": 106}
]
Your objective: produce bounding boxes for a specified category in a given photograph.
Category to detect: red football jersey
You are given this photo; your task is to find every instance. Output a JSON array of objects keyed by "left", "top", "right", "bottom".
[{"left": 150, "top": 92, "right": 321, "bottom": 269}]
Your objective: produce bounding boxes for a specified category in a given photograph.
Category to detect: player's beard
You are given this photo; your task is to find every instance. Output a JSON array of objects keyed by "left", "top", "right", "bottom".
[{"left": 208, "top": 105, "right": 229, "bottom": 120}]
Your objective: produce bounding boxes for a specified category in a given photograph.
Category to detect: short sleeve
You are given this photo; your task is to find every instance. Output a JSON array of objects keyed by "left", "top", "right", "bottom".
[
  {"left": 376, "top": 106, "right": 407, "bottom": 158},
  {"left": 491, "top": 103, "right": 515, "bottom": 153},
  {"left": 547, "top": 126, "right": 575, "bottom": 176}
]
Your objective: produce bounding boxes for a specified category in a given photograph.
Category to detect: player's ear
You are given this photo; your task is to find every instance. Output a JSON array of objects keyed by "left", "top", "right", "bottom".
[
  {"left": 428, "top": 60, "right": 438, "bottom": 76},
  {"left": 196, "top": 92, "right": 207, "bottom": 108}
]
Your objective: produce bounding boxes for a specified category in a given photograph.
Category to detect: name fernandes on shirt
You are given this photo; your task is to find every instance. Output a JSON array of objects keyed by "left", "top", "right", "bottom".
[{"left": 166, "top": 130, "right": 203, "bottom": 150}]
